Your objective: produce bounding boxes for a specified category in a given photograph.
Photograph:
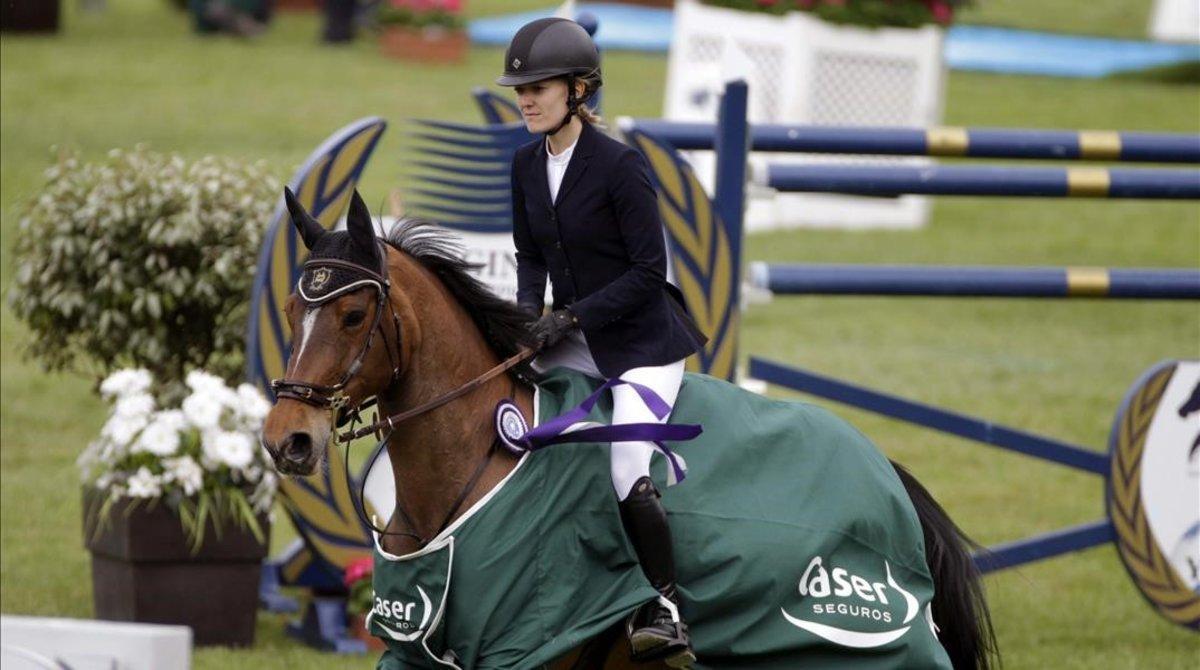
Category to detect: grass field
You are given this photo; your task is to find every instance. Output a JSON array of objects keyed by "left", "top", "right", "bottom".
[{"left": 2, "top": 1, "right": 1198, "bottom": 668}]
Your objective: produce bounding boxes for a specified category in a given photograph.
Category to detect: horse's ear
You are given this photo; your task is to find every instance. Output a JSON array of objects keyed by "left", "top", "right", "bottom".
[
  {"left": 347, "top": 189, "right": 380, "bottom": 264},
  {"left": 284, "top": 187, "right": 325, "bottom": 250}
]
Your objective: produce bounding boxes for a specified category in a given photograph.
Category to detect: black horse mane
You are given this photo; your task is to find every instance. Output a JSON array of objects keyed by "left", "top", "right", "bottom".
[{"left": 383, "top": 217, "right": 537, "bottom": 366}]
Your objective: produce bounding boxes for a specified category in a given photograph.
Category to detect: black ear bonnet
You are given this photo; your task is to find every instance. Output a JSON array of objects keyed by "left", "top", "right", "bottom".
[
  {"left": 298, "top": 234, "right": 387, "bottom": 305},
  {"left": 285, "top": 187, "right": 387, "bottom": 306}
]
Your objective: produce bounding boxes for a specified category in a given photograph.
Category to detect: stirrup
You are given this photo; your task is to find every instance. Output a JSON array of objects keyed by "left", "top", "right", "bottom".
[{"left": 626, "top": 596, "right": 696, "bottom": 668}]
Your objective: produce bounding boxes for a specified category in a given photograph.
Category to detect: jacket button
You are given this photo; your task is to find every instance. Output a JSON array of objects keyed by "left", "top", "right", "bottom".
[
  {"left": 549, "top": 211, "right": 557, "bottom": 222},
  {"left": 555, "top": 242, "right": 562, "bottom": 250}
]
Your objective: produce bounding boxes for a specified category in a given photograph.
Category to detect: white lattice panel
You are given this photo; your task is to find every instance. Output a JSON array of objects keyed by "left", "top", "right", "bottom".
[
  {"left": 665, "top": 0, "right": 946, "bottom": 230},
  {"left": 1150, "top": 0, "right": 1200, "bottom": 42}
]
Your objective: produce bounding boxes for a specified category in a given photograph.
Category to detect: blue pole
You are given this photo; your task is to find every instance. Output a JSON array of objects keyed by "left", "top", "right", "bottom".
[
  {"left": 762, "top": 164, "right": 1200, "bottom": 199},
  {"left": 752, "top": 263, "right": 1200, "bottom": 300},
  {"left": 708, "top": 79, "right": 749, "bottom": 382},
  {"left": 620, "top": 120, "right": 1200, "bottom": 163},
  {"left": 747, "top": 357, "right": 1110, "bottom": 475},
  {"left": 576, "top": 11, "right": 602, "bottom": 117},
  {"left": 975, "top": 520, "right": 1115, "bottom": 573}
]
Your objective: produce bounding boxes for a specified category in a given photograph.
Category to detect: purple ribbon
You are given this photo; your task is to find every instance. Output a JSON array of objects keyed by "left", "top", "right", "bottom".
[{"left": 520, "top": 378, "right": 700, "bottom": 485}]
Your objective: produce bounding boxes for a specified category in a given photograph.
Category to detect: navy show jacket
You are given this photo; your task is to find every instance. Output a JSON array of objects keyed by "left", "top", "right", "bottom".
[{"left": 511, "top": 121, "right": 707, "bottom": 378}]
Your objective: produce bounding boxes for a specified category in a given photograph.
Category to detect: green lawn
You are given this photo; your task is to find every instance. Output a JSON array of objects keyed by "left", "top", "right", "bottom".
[{"left": 2, "top": 1, "right": 1198, "bottom": 669}]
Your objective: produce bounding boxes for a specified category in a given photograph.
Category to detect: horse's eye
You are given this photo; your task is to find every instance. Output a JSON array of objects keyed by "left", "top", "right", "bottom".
[{"left": 343, "top": 310, "right": 366, "bottom": 328}]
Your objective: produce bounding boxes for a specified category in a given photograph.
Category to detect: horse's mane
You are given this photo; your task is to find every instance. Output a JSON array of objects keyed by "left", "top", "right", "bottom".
[{"left": 383, "top": 217, "right": 537, "bottom": 367}]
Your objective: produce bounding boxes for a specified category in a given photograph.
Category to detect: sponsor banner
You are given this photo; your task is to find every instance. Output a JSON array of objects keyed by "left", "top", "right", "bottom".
[{"left": 779, "top": 552, "right": 936, "bottom": 651}]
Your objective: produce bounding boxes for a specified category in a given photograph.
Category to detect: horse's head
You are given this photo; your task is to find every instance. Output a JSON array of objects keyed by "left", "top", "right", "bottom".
[{"left": 261, "top": 188, "right": 404, "bottom": 475}]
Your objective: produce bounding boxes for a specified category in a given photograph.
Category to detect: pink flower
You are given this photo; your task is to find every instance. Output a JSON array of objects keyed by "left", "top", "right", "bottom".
[
  {"left": 928, "top": 0, "right": 954, "bottom": 24},
  {"left": 440, "top": 0, "right": 463, "bottom": 12},
  {"left": 343, "top": 556, "right": 373, "bottom": 588}
]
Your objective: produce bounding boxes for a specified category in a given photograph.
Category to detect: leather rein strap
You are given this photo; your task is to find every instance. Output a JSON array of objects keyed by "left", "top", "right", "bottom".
[{"left": 337, "top": 347, "right": 536, "bottom": 443}]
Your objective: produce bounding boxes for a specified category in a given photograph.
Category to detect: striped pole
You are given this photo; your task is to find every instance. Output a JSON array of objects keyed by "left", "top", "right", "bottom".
[
  {"left": 748, "top": 263, "right": 1200, "bottom": 300},
  {"left": 620, "top": 119, "right": 1200, "bottom": 164},
  {"left": 758, "top": 164, "right": 1200, "bottom": 199}
]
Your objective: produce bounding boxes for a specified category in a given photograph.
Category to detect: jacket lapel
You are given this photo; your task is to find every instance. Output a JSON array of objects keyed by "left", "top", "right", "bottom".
[
  {"left": 533, "top": 139, "right": 554, "bottom": 212},
  {"left": 553, "top": 122, "right": 595, "bottom": 208}
]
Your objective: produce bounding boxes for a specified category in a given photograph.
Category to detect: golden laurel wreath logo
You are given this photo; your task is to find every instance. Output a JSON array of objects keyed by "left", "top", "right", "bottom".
[
  {"left": 631, "top": 132, "right": 739, "bottom": 381},
  {"left": 1107, "top": 362, "right": 1200, "bottom": 630}
]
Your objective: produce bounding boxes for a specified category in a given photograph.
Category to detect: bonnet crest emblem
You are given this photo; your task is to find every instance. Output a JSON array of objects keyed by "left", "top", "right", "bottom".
[{"left": 309, "top": 267, "right": 331, "bottom": 291}]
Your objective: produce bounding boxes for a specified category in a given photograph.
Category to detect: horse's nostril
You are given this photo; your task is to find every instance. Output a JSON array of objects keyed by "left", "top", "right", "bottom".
[{"left": 282, "top": 432, "right": 313, "bottom": 464}]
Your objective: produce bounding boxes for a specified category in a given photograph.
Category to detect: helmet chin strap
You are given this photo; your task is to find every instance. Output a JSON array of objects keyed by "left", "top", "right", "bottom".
[{"left": 544, "top": 74, "right": 578, "bottom": 138}]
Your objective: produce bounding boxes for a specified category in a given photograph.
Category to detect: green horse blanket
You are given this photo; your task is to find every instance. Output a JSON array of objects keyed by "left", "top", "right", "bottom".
[{"left": 368, "top": 369, "right": 952, "bottom": 669}]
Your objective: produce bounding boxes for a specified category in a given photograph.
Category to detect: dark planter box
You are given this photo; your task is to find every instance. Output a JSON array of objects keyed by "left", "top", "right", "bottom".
[
  {"left": 84, "top": 492, "right": 270, "bottom": 647},
  {"left": 0, "top": 0, "right": 61, "bottom": 33}
]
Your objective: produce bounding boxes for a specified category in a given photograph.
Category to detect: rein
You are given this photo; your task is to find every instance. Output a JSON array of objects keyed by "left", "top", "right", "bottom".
[{"left": 337, "top": 348, "right": 535, "bottom": 443}]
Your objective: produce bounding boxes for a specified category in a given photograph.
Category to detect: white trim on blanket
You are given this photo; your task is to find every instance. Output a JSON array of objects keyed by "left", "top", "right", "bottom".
[{"left": 373, "top": 384, "right": 542, "bottom": 562}]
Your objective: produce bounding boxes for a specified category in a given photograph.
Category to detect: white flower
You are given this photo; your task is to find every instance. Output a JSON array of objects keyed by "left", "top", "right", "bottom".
[
  {"left": 114, "top": 393, "right": 154, "bottom": 420},
  {"left": 99, "top": 368, "right": 152, "bottom": 399},
  {"left": 126, "top": 467, "right": 162, "bottom": 499},
  {"left": 250, "top": 471, "right": 278, "bottom": 512},
  {"left": 101, "top": 413, "right": 149, "bottom": 447},
  {"left": 133, "top": 417, "right": 181, "bottom": 456},
  {"left": 235, "top": 383, "right": 271, "bottom": 426},
  {"left": 162, "top": 456, "right": 204, "bottom": 496},
  {"left": 186, "top": 370, "right": 226, "bottom": 394},
  {"left": 154, "top": 409, "right": 188, "bottom": 432},
  {"left": 203, "top": 430, "right": 255, "bottom": 470},
  {"left": 182, "top": 392, "right": 223, "bottom": 430}
]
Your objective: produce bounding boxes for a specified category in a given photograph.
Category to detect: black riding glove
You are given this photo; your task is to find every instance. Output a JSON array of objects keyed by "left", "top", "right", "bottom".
[
  {"left": 531, "top": 309, "right": 578, "bottom": 349},
  {"left": 518, "top": 301, "right": 543, "bottom": 320}
]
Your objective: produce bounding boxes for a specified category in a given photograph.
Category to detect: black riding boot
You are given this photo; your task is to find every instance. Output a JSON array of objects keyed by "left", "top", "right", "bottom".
[{"left": 618, "top": 476, "right": 696, "bottom": 668}]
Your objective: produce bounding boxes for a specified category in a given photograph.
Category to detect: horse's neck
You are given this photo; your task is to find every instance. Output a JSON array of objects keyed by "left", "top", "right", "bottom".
[
  {"left": 376, "top": 256, "right": 533, "bottom": 555},
  {"left": 378, "top": 373, "right": 532, "bottom": 555}
]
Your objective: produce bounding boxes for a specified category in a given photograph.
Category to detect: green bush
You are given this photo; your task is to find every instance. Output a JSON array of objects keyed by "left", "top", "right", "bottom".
[
  {"left": 8, "top": 146, "right": 280, "bottom": 400},
  {"left": 705, "top": 0, "right": 972, "bottom": 29}
]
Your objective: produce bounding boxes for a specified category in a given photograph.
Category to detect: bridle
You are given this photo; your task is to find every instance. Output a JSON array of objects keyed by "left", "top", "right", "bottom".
[
  {"left": 270, "top": 245, "right": 536, "bottom": 546},
  {"left": 270, "top": 252, "right": 403, "bottom": 415}
]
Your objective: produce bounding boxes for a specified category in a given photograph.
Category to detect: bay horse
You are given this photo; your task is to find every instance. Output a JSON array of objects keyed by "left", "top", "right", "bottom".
[{"left": 261, "top": 189, "right": 996, "bottom": 669}]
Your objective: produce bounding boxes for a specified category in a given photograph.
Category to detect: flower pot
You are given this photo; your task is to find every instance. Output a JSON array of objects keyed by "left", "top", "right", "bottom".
[
  {"left": 348, "top": 613, "right": 387, "bottom": 652},
  {"left": 379, "top": 25, "right": 468, "bottom": 63},
  {"left": 83, "top": 491, "right": 270, "bottom": 647},
  {"left": 0, "top": 0, "right": 60, "bottom": 32}
]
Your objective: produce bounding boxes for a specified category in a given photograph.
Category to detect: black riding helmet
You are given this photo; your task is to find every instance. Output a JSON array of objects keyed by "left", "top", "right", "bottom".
[{"left": 496, "top": 17, "right": 602, "bottom": 136}]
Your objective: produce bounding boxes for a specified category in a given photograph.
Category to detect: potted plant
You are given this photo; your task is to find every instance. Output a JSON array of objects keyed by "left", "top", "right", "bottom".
[
  {"left": 377, "top": 0, "right": 468, "bottom": 63},
  {"left": 344, "top": 556, "right": 386, "bottom": 651},
  {"left": 79, "top": 368, "right": 278, "bottom": 646},
  {"left": 7, "top": 146, "right": 281, "bottom": 645}
]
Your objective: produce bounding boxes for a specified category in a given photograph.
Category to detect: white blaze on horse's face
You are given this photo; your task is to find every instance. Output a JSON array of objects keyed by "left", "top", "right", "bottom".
[{"left": 291, "top": 305, "right": 323, "bottom": 374}]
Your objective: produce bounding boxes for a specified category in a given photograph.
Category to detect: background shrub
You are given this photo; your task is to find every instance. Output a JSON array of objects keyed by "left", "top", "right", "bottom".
[{"left": 8, "top": 146, "right": 280, "bottom": 400}]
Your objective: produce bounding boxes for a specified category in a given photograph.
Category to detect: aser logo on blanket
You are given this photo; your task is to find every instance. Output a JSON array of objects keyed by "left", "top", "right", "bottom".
[
  {"left": 781, "top": 556, "right": 927, "bottom": 649},
  {"left": 370, "top": 586, "right": 433, "bottom": 642}
]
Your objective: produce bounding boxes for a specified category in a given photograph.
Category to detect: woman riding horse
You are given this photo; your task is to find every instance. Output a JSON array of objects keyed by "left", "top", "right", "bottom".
[{"left": 497, "top": 17, "right": 709, "bottom": 668}]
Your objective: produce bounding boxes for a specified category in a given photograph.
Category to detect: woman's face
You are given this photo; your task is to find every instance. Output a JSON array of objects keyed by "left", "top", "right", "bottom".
[{"left": 514, "top": 78, "right": 576, "bottom": 133}]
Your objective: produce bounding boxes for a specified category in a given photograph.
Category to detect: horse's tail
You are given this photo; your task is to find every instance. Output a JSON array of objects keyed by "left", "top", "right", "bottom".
[{"left": 891, "top": 460, "right": 999, "bottom": 670}]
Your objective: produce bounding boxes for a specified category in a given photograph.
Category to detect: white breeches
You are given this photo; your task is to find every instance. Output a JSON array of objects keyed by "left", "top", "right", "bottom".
[{"left": 533, "top": 332, "right": 685, "bottom": 501}]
